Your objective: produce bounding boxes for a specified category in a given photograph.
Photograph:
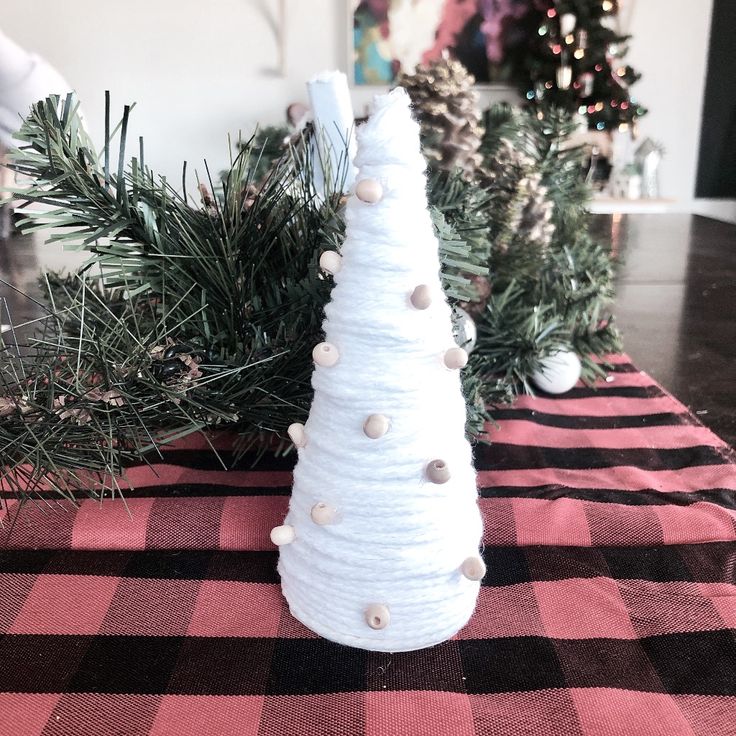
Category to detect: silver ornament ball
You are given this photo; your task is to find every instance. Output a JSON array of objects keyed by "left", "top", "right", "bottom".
[{"left": 451, "top": 306, "right": 477, "bottom": 354}]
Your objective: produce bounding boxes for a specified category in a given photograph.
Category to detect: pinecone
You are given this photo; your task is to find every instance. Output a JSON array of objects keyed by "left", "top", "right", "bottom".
[
  {"left": 484, "top": 138, "right": 555, "bottom": 253},
  {"left": 513, "top": 174, "right": 554, "bottom": 249},
  {"left": 398, "top": 55, "right": 484, "bottom": 177}
]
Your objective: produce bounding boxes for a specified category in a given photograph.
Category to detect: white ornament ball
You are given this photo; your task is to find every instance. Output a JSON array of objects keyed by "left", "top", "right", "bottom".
[
  {"left": 365, "top": 603, "right": 390, "bottom": 630},
  {"left": 355, "top": 178, "right": 383, "bottom": 204},
  {"left": 451, "top": 306, "right": 477, "bottom": 354},
  {"left": 270, "top": 524, "right": 296, "bottom": 546},
  {"left": 443, "top": 347, "right": 468, "bottom": 370},
  {"left": 319, "top": 250, "right": 342, "bottom": 275},
  {"left": 363, "top": 413, "right": 390, "bottom": 439},
  {"left": 461, "top": 556, "right": 487, "bottom": 581},
  {"left": 531, "top": 349, "right": 582, "bottom": 395},
  {"left": 311, "top": 502, "right": 337, "bottom": 526},
  {"left": 313, "top": 342, "right": 339, "bottom": 367},
  {"left": 410, "top": 284, "right": 432, "bottom": 310},
  {"left": 287, "top": 422, "right": 307, "bottom": 448},
  {"left": 560, "top": 12, "right": 577, "bottom": 36}
]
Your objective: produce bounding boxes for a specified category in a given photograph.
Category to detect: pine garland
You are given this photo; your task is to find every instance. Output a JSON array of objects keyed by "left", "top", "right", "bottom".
[
  {"left": 1, "top": 89, "right": 621, "bottom": 503},
  {"left": 470, "top": 101, "right": 620, "bottom": 403},
  {"left": 1, "top": 94, "right": 493, "bottom": 501}
]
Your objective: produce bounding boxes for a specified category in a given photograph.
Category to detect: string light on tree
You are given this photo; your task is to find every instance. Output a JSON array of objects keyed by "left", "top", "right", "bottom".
[
  {"left": 521, "top": 0, "right": 646, "bottom": 131},
  {"left": 560, "top": 12, "right": 577, "bottom": 36}
]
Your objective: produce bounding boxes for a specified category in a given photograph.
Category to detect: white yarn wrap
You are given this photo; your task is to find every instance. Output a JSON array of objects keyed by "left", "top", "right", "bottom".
[{"left": 277, "top": 87, "right": 483, "bottom": 652}]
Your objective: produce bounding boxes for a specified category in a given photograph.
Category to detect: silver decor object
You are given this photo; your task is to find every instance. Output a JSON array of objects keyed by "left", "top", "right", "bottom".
[
  {"left": 635, "top": 138, "right": 666, "bottom": 199},
  {"left": 451, "top": 306, "right": 477, "bottom": 354}
]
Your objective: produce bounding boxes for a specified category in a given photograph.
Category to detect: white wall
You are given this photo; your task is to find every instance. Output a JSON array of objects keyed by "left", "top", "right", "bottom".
[
  {"left": 3, "top": 0, "right": 345, "bottom": 183},
  {"left": 1, "top": 0, "right": 721, "bottom": 214},
  {"left": 625, "top": 0, "right": 716, "bottom": 212},
  {"left": 0, "top": 1, "right": 525, "bottom": 184}
]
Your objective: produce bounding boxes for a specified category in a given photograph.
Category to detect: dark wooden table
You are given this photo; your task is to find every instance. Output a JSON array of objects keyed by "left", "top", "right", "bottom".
[
  {"left": 2, "top": 213, "right": 736, "bottom": 445},
  {"left": 593, "top": 214, "right": 736, "bottom": 446}
]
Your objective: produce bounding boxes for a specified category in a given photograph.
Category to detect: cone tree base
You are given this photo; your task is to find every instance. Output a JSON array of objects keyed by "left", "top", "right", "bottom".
[{"left": 282, "top": 581, "right": 478, "bottom": 653}]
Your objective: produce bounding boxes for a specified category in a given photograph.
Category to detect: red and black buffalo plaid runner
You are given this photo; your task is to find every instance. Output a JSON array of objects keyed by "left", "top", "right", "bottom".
[{"left": 0, "top": 355, "right": 734, "bottom": 735}]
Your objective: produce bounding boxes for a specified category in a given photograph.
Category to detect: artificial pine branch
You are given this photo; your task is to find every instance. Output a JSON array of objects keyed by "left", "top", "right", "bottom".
[
  {"left": 2, "top": 91, "right": 622, "bottom": 504},
  {"left": 472, "top": 102, "right": 621, "bottom": 402},
  {"left": 2, "top": 94, "right": 493, "bottom": 502}
]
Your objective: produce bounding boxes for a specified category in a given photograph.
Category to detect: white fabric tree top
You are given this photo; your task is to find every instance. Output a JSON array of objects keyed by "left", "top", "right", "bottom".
[{"left": 274, "top": 87, "right": 484, "bottom": 652}]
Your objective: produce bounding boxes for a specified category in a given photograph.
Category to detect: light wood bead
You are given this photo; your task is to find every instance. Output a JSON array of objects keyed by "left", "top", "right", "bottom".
[
  {"left": 355, "top": 178, "right": 383, "bottom": 204},
  {"left": 287, "top": 422, "right": 307, "bottom": 448},
  {"left": 461, "top": 556, "right": 487, "bottom": 581},
  {"left": 319, "top": 250, "right": 342, "bottom": 275},
  {"left": 363, "top": 413, "right": 390, "bottom": 439},
  {"left": 444, "top": 347, "right": 468, "bottom": 370},
  {"left": 270, "top": 524, "right": 296, "bottom": 546},
  {"left": 311, "top": 502, "right": 337, "bottom": 526},
  {"left": 426, "top": 459, "right": 451, "bottom": 484},
  {"left": 365, "top": 603, "right": 390, "bottom": 630},
  {"left": 410, "top": 284, "right": 432, "bottom": 310},
  {"left": 313, "top": 342, "right": 339, "bottom": 367}
]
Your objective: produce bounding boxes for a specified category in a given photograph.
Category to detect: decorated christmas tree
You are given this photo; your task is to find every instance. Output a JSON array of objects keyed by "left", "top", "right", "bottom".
[
  {"left": 521, "top": 0, "right": 646, "bottom": 132},
  {"left": 272, "top": 88, "right": 484, "bottom": 652}
]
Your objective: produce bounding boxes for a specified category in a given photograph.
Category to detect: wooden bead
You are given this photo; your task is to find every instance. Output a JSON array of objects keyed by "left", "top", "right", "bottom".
[
  {"left": 444, "top": 347, "right": 468, "bottom": 370},
  {"left": 365, "top": 603, "right": 390, "bottom": 630},
  {"left": 461, "top": 556, "right": 487, "bottom": 581},
  {"left": 410, "top": 284, "right": 432, "bottom": 310},
  {"left": 319, "top": 250, "right": 342, "bottom": 275},
  {"left": 363, "top": 413, "right": 390, "bottom": 439},
  {"left": 426, "top": 459, "right": 451, "bottom": 484},
  {"left": 355, "top": 178, "right": 383, "bottom": 204},
  {"left": 313, "top": 342, "right": 339, "bottom": 367},
  {"left": 287, "top": 422, "right": 307, "bottom": 448},
  {"left": 270, "top": 524, "right": 296, "bottom": 546},
  {"left": 311, "top": 502, "right": 337, "bottom": 525}
]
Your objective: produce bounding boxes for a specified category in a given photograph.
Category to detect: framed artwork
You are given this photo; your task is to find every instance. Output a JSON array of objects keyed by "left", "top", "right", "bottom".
[{"left": 351, "top": 0, "right": 540, "bottom": 86}]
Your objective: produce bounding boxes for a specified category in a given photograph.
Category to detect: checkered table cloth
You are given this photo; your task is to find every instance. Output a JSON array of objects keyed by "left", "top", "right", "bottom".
[{"left": 1, "top": 355, "right": 734, "bottom": 735}]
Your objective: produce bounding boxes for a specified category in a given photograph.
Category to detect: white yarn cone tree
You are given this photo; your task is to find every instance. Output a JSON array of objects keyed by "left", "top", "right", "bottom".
[{"left": 272, "top": 87, "right": 484, "bottom": 653}]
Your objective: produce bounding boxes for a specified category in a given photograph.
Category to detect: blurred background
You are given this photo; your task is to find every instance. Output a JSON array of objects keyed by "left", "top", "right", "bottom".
[
  {"left": 1, "top": 0, "right": 728, "bottom": 219},
  {"left": 1, "top": 0, "right": 734, "bottom": 442}
]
